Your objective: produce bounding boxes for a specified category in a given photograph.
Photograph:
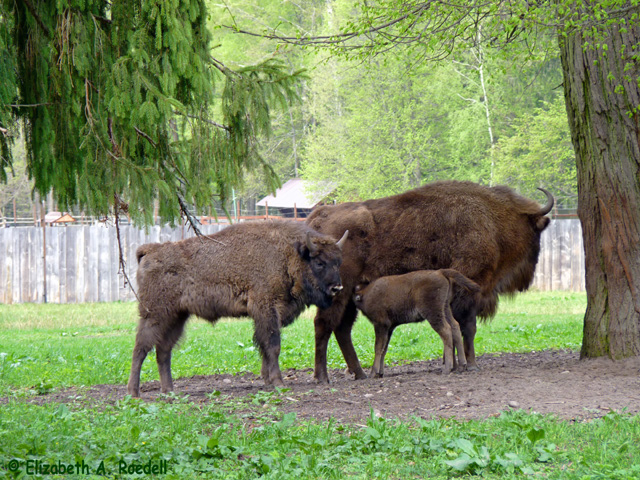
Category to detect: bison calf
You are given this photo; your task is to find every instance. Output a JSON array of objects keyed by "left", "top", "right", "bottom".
[
  {"left": 353, "top": 269, "right": 480, "bottom": 378},
  {"left": 127, "top": 221, "right": 348, "bottom": 397}
]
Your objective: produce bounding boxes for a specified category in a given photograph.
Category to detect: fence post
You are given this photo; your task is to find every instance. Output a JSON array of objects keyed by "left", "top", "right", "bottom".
[{"left": 41, "top": 201, "right": 47, "bottom": 303}]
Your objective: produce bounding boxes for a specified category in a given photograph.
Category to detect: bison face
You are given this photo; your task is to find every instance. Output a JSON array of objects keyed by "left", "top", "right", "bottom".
[{"left": 296, "top": 231, "right": 348, "bottom": 309}]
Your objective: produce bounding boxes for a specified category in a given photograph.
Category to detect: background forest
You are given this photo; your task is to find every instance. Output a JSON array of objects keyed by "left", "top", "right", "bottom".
[
  {"left": 0, "top": 0, "right": 577, "bottom": 221},
  {"left": 207, "top": 0, "right": 576, "bottom": 209}
]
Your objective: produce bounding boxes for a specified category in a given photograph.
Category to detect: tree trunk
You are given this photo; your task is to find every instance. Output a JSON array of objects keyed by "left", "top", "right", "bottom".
[{"left": 559, "top": 23, "right": 640, "bottom": 359}]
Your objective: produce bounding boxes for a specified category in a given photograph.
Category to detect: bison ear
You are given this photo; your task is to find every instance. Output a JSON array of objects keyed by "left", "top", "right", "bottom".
[
  {"left": 336, "top": 230, "right": 349, "bottom": 250},
  {"left": 535, "top": 216, "right": 550, "bottom": 232},
  {"left": 295, "top": 240, "right": 309, "bottom": 260},
  {"left": 295, "top": 233, "right": 317, "bottom": 260},
  {"left": 306, "top": 232, "right": 319, "bottom": 256}
]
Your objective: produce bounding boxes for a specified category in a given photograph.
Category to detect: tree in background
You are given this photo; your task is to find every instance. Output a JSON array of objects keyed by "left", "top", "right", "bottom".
[
  {"left": 0, "top": 0, "right": 304, "bottom": 225},
  {"left": 493, "top": 95, "right": 576, "bottom": 203},
  {"left": 228, "top": 0, "right": 639, "bottom": 360}
]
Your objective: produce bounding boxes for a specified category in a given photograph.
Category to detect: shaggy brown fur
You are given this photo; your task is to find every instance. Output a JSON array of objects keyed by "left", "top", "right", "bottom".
[
  {"left": 127, "top": 220, "right": 347, "bottom": 397},
  {"left": 354, "top": 269, "right": 481, "bottom": 377},
  {"left": 307, "top": 180, "right": 553, "bottom": 383}
]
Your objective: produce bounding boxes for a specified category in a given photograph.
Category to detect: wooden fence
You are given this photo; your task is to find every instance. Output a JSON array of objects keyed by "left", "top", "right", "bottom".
[{"left": 0, "top": 219, "right": 585, "bottom": 304}]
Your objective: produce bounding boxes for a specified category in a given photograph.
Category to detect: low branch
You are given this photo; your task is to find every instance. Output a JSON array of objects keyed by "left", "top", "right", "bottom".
[
  {"left": 113, "top": 194, "right": 143, "bottom": 306},
  {"left": 176, "top": 193, "right": 228, "bottom": 245},
  {"left": 172, "top": 110, "right": 230, "bottom": 131},
  {"left": 177, "top": 193, "right": 203, "bottom": 237},
  {"left": 20, "top": 0, "right": 51, "bottom": 37},
  {"left": 9, "top": 103, "right": 54, "bottom": 108},
  {"left": 134, "top": 126, "right": 157, "bottom": 148},
  {"left": 107, "top": 118, "right": 121, "bottom": 156},
  {"left": 0, "top": 126, "right": 8, "bottom": 135}
]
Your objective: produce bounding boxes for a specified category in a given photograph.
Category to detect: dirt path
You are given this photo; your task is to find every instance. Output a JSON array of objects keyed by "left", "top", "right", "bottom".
[{"left": 18, "top": 350, "right": 640, "bottom": 423}]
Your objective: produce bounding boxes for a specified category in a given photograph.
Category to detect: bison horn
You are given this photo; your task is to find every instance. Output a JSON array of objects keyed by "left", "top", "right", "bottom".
[
  {"left": 536, "top": 188, "right": 554, "bottom": 216},
  {"left": 306, "top": 232, "right": 319, "bottom": 255},
  {"left": 336, "top": 230, "right": 349, "bottom": 250}
]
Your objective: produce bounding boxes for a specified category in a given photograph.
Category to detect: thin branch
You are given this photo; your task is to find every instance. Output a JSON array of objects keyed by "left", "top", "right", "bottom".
[
  {"left": 0, "top": 126, "right": 8, "bottom": 135},
  {"left": 107, "top": 118, "right": 121, "bottom": 156},
  {"left": 134, "top": 127, "right": 157, "bottom": 148},
  {"left": 20, "top": 0, "right": 51, "bottom": 37},
  {"left": 176, "top": 193, "right": 228, "bottom": 245},
  {"left": 172, "top": 110, "right": 230, "bottom": 131},
  {"left": 8, "top": 103, "right": 54, "bottom": 108},
  {"left": 177, "top": 192, "right": 203, "bottom": 236},
  {"left": 113, "top": 194, "right": 144, "bottom": 306},
  {"left": 222, "top": 2, "right": 432, "bottom": 47}
]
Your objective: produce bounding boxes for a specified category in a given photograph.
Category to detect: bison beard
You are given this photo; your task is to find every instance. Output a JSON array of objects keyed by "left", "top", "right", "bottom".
[
  {"left": 307, "top": 180, "right": 553, "bottom": 383},
  {"left": 127, "top": 221, "right": 347, "bottom": 397}
]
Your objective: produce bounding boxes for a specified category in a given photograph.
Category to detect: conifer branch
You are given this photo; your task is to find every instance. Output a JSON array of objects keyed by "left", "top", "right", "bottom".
[
  {"left": 172, "top": 110, "right": 230, "bottom": 131},
  {"left": 20, "top": 0, "right": 51, "bottom": 37},
  {"left": 134, "top": 127, "right": 157, "bottom": 148},
  {"left": 177, "top": 192, "right": 203, "bottom": 237},
  {"left": 113, "top": 193, "right": 143, "bottom": 306},
  {"left": 107, "top": 118, "right": 121, "bottom": 156}
]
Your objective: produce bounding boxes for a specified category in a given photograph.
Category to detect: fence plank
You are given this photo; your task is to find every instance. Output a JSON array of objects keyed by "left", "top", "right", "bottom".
[{"left": 0, "top": 219, "right": 587, "bottom": 303}]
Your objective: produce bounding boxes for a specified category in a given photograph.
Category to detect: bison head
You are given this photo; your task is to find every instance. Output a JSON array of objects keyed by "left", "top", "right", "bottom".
[{"left": 296, "top": 230, "right": 349, "bottom": 309}]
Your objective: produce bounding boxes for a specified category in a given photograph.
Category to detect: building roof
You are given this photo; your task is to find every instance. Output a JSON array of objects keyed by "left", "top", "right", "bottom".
[{"left": 256, "top": 178, "right": 334, "bottom": 209}]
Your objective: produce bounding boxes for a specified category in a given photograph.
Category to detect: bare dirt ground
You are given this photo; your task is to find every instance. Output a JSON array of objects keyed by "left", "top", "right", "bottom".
[{"left": 23, "top": 350, "right": 640, "bottom": 423}]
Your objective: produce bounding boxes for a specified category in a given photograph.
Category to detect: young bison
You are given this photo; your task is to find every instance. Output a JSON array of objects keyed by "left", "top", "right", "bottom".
[
  {"left": 353, "top": 269, "right": 480, "bottom": 378},
  {"left": 127, "top": 221, "right": 348, "bottom": 397}
]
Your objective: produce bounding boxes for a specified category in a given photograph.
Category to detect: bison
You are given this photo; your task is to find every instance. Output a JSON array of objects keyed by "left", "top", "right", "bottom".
[
  {"left": 353, "top": 269, "right": 481, "bottom": 377},
  {"left": 127, "top": 220, "right": 348, "bottom": 397},
  {"left": 306, "top": 180, "right": 553, "bottom": 383}
]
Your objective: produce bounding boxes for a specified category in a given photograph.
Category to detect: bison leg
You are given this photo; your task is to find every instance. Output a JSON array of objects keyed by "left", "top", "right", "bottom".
[
  {"left": 371, "top": 325, "right": 389, "bottom": 378},
  {"left": 314, "top": 299, "right": 365, "bottom": 383},
  {"left": 445, "top": 304, "right": 467, "bottom": 372},
  {"left": 425, "top": 310, "right": 455, "bottom": 374},
  {"left": 371, "top": 324, "right": 395, "bottom": 378},
  {"left": 253, "top": 312, "right": 284, "bottom": 388},
  {"left": 155, "top": 315, "right": 188, "bottom": 394},
  {"left": 458, "top": 310, "right": 478, "bottom": 371},
  {"left": 334, "top": 301, "right": 367, "bottom": 380},
  {"left": 127, "top": 334, "right": 153, "bottom": 398}
]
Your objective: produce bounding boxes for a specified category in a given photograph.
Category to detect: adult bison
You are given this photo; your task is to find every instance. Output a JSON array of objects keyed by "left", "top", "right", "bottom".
[
  {"left": 306, "top": 180, "right": 553, "bottom": 383},
  {"left": 127, "top": 220, "right": 348, "bottom": 397}
]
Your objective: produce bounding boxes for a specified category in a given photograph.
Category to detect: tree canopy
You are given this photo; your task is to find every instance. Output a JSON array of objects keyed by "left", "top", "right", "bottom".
[{"left": 0, "top": 0, "right": 304, "bottom": 225}]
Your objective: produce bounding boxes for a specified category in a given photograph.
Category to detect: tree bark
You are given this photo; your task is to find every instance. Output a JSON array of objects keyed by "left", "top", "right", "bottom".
[{"left": 559, "top": 22, "right": 640, "bottom": 359}]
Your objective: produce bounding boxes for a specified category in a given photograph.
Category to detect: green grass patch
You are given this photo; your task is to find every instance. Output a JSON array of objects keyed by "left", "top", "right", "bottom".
[
  {"left": 0, "top": 292, "right": 585, "bottom": 395},
  {"left": 2, "top": 291, "right": 639, "bottom": 480},
  {"left": 1, "top": 399, "right": 639, "bottom": 479}
]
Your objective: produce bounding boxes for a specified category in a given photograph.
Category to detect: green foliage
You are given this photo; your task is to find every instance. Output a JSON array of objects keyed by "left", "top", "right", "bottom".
[
  {"left": 493, "top": 95, "right": 577, "bottom": 201},
  {"left": 1, "top": 400, "right": 640, "bottom": 479},
  {"left": 0, "top": 0, "right": 304, "bottom": 225}
]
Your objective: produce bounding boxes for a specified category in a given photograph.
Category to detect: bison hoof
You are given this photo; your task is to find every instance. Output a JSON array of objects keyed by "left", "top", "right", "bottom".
[
  {"left": 466, "top": 364, "right": 480, "bottom": 372},
  {"left": 353, "top": 369, "right": 368, "bottom": 380}
]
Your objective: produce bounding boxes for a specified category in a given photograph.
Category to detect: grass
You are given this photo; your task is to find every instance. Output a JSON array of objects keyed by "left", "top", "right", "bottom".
[
  {"left": 2, "top": 291, "right": 638, "bottom": 479},
  {"left": 0, "top": 291, "right": 585, "bottom": 395}
]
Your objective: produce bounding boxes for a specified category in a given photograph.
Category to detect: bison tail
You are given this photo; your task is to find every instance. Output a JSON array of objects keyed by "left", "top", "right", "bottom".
[
  {"left": 136, "top": 243, "right": 161, "bottom": 264},
  {"left": 440, "top": 269, "right": 481, "bottom": 294}
]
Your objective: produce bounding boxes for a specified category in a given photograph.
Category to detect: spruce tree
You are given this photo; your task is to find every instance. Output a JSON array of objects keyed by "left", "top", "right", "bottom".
[{"left": 0, "top": 0, "right": 303, "bottom": 224}]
